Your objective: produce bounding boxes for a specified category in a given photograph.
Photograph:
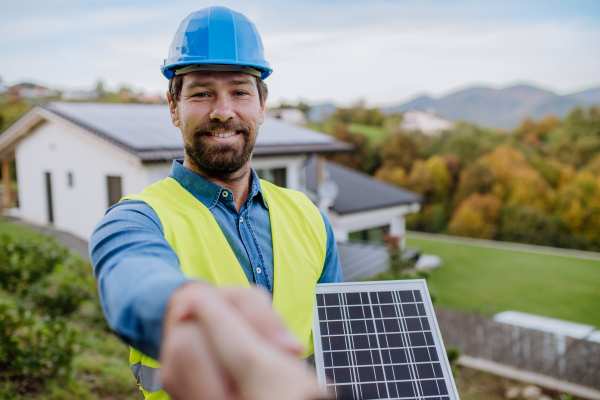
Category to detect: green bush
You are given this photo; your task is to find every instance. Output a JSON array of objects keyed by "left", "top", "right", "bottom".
[
  {"left": 27, "top": 256, "right": 94, "bottom": 317},
  {"left": 498, "top": 205, "right": 558, "bottom": 246},
  {"left": 0, "top": 299, "right": 77, "bottom": 387},
  {"left": 446, "top": 346, "right": 461, "bottom": 364},
  {"left": 0, "top": 234, "right": 69, "bottom": 293}
]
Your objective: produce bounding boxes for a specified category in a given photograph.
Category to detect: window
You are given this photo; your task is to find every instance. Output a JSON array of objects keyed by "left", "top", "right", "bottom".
[
  {"left": 67, "top": 172, "right": 73, "bottom": 187},
  {"left": 255, "top": 168, "right": 287, "bottom": 188},
  {"left": 106, "top": 176, "right": 122, "bottom": 207}
]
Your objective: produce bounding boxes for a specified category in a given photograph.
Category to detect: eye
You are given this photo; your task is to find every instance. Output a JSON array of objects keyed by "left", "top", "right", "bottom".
[
  {"left": 234, "top": 90, "right": 248, "bottom": 96},
  {"left": 191, "top": 92, "right": 209, "bottom": 98}
]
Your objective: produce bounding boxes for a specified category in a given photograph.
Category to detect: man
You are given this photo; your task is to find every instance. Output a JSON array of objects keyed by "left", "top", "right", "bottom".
[{"left": 90, "top": 6, "right": 343, "bottom": 400}]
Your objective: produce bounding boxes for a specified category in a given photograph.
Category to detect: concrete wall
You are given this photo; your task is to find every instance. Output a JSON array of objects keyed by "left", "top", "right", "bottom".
[{"left": 435, "top": 307, "right": 600, "bottom": 390}]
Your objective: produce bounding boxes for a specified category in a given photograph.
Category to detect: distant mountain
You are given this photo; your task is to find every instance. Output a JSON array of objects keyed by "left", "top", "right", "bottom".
[
  {"left": 381, "top": 84, "right": 600, "bottom": 129},
  {"left": 307, "top": 103, "right": 337, "bottom": 122}
]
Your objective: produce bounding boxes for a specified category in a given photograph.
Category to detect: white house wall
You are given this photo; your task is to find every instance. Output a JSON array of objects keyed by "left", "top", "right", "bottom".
[
  {"left": 251, "top": 154, "right": 306, "bottom": 191},
  {"left": 328, "top": 202, "right": 421, "bottom": 243},
  {"left": 15, "top": 120, "right": 150, "bottom": 241}
]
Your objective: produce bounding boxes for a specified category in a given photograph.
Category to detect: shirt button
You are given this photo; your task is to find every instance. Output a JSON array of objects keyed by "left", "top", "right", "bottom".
[
  {"left": 222, "top": 191, "right": 228, "bottom": 198},
  {"left": 256, "top": 267, "right": 262, "bottom": 274},
  {"left": 239, "top": 217, "right": 244, "bottom": 223}
]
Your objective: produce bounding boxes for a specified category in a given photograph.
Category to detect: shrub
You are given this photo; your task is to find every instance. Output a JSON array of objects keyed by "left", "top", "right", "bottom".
[
  {"left": 498, "top": 205, "right": 558, "bottom": 246},
  {"left": 0, "top": 299, "right": 77, "bottom": 387},
  {"left": 0, "top": 234, "right": 69, "bottom": 294},
  {"left": 27, "top": 256, "right": 94, "bottom": 317},
  {"left": 446, "top": 346, "right": 461, "bottom": 364}
]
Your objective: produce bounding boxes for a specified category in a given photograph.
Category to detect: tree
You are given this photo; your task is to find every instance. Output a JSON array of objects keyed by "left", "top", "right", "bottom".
[
  {"left": 327, "top": 123, "right": 366, "bottom": 170},
  {"left": 380, "top": 133, "right": 419, "bottom": 172},
  {"left": 448, "top": 193, "right": 502, "bottom": 239},
  {"left": 452, "top": 162, "right": 496, "bottom": 208},
  {"left": 498, "top": 205, "right": 558, "bottom": 246}
]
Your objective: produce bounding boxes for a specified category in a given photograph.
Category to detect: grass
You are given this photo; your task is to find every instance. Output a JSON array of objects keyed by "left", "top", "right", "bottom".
[
  {"left": 406, "top": 236, "right": 600, "bottom": 327},
  {"left": 347, "top": 123, "right": 385, "bottom": 141},
  {"left": 0, "top": 219, "right": 40, "bottom": 239}
]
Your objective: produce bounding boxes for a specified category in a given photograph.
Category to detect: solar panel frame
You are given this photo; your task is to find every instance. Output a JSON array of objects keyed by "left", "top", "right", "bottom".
[{"left": 312, "top": 280, "right": 459, "bottom": 400}]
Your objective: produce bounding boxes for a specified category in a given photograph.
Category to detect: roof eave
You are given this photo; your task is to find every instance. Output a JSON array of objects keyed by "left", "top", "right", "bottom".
[{"left": 332, "top": 200, "right": 423, "bottom": 215}]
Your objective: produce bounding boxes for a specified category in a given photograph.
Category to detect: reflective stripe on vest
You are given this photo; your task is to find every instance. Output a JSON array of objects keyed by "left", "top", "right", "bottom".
[{"left": 122, "top": 178, "right": 326, "bottom": 398}]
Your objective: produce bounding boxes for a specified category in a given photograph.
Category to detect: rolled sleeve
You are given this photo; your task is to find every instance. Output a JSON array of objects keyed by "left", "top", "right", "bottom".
[{"left": 89, "top": 200, "right": 188, "bottom": 359}]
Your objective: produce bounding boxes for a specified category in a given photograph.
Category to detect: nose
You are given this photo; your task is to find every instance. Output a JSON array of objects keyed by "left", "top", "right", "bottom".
[{"left": 209, "top": 96, "right": 235, "bottom": 122}]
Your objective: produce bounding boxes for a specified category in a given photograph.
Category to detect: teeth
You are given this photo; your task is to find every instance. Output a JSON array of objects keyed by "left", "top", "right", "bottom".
[{"left": 210, "top": 131, "right": 236, "bottom": 138}]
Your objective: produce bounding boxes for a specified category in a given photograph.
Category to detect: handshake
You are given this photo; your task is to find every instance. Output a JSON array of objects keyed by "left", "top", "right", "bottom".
[{"left": 160, "top": 281, "right": 330, "bottom": 400}]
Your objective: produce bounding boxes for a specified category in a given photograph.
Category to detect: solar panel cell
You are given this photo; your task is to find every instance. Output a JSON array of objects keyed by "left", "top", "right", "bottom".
[
  {"left": 346, "top": 292, "right": 362, "bottom": 305},
  {"left": 334, "top": 368, "right": 353, "bottom": 383},
  {"left": 325, "top": 293, "right": 340, "bottom": 306},
  {"left": 405, "top": 317, "right": 422, "bottom": 331},
  {"left": 420, "top": 379, "right": 440, "bottom": 396},
  {"left": 416, "top": 363, "right": 435, "bottom": 379},
  {"left": 330, "top": 336, "right": 348, "bottom": 350},
  {"left": 409, "top": 332, "right": 426, "bottom": 346},
  {"left": 329, "top": 321, "right": 346, "bottom": 335},
  {"left": 380, "top": 304, "right": 398, "bottom": 318},
  {"left": 348, "top": 306, "right": 364, "bottom": 319},
  {"left": 332, "top": 352, "right": 350, "bottom": 366},
  {"left": 361, "top": 383, "right": 379, "bottom": 399},
  {"left": 401, "top": 303, "right": 418, "bottom": 317},
  {"left": 433, "top": 362, "right": 443, "bottom": 378},
  {"left": 429, "top": 346, "right": 440, "bottom": 361},
  {"left": 378, "top": 292, "right": 394, "bottom": 304},
  {"left": 399, "top": 290, "right": 414, "bottom": 303},
  {"left": 413, "top": 290, "right": 423, "bottom": 302},
  {"left": 326, "top": 307, "right": 343, "bottom": 320},
  {"left": 396, "top": 381, "right": 415, "bottom": 397},
  {"left": 390, "top": 348, "right": 408, "bottom": 364},
  {"left": 383, "top": 319, "right": 401, "bottom": 332}
]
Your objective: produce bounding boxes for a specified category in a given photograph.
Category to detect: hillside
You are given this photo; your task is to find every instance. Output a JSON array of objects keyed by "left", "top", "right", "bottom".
[{"left": 381, "top": 84, "right": 600, "bottom": 129}]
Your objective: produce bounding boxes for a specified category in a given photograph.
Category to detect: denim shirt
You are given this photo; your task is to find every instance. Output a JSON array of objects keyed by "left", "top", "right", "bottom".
[{"left": 90, "top": 159, "right": 343, "bottom": 359}]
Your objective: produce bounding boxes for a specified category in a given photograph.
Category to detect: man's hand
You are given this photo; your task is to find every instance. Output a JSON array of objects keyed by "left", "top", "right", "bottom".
[{"left": 160, "top": 281, "right": 322, "bottom": 400}]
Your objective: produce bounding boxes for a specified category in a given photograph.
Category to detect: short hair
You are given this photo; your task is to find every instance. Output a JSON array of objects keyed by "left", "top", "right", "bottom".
[{"left": 168, "top": 73, "right": 268, "bottom": 105}]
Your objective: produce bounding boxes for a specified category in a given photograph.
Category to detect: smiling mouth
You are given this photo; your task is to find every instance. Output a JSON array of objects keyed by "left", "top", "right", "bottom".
[{"left": 207, "top": 131, "right": 239, "bottom": 138}]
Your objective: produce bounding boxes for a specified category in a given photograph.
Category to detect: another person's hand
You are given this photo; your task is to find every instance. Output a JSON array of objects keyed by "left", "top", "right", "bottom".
[{"left": 160, "top": 282, "right": 324, "bottom": 400}]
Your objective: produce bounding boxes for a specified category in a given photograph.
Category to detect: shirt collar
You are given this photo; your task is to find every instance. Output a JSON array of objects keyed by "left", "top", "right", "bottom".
[{"left": 167, "top": 159, "right": 268, "bottom": 210}]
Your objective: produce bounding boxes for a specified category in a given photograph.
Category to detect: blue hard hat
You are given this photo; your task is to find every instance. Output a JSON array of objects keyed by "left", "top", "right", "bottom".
[{"left": 161, "top": 6, "right": 272, "bottom": 80}]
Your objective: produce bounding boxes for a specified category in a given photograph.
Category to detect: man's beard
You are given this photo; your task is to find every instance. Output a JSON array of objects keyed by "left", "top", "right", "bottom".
[{"left": 184, "top": 119, "right": 257, "bottom": 178}]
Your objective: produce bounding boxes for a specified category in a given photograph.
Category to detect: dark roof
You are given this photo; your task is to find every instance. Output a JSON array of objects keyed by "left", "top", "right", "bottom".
[
  {"left": 305, "top": 158, "right": 422, "bottom": 214},
  {"left": 43, "top": 102, "right": 351, "bottom": 162}
]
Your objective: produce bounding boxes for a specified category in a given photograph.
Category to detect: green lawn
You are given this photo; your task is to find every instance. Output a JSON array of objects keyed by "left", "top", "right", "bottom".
[
  {"left": 407, "top": 236, "right": 600, "bottom": 327},
  {"left": 347, "top": 123, "right": 385, "bottom": 141}
]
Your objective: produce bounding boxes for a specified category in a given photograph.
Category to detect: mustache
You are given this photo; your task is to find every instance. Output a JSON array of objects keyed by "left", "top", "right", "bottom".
[{"left": 193, "top": 120, "right": 251, "bottom": 136}]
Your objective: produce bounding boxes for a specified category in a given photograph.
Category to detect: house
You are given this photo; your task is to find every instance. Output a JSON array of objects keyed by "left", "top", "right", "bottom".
[
  {"left": 8, "top": 83, "right": 58, "bottom": 99},
  {"left": 400, "top": 110, "right": 452, "bottom": 136},
  {"left": 267, "top": 108, "right": 307, "bottom": 125},
  {"left": 0, "top": 102, "right": 422, "bottom": 278}
]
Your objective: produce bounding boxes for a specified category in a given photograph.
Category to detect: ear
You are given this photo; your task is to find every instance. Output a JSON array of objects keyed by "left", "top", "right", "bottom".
[
  {"left": 258, "top": 99, "right": 266, "bottom": 125},
  {"left": 167, "top": 92, "right": 180, "bottom": 127}
]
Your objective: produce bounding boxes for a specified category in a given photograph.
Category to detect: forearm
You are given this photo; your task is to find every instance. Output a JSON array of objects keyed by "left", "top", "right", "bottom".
[{"left": 90, "top": 201, "right": 188, "bottom": 358}]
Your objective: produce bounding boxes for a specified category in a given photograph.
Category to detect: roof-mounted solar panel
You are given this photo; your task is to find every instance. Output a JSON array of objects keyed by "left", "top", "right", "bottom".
[{"left": 313, "top": 280, "right": 459, "bottom": 400}]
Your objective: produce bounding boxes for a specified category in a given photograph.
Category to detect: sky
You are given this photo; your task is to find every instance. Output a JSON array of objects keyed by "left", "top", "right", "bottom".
[{"left": 1, "top": 0, "right": 599, "bottom": 107}]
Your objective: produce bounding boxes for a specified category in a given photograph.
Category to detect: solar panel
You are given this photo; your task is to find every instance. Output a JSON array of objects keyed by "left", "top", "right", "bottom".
[{"left": 313, "top": 280, "right": 459, "bottom": 400}]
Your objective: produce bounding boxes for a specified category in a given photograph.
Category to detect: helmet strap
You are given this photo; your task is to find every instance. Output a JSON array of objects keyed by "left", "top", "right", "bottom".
[{"left": 175, "top": 64, "right": 262, "bottom": 78}]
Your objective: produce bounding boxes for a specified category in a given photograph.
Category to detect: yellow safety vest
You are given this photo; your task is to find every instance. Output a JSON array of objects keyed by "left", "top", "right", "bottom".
[{"left": 122, "top": 177, "right": 326, "bottom": 399}]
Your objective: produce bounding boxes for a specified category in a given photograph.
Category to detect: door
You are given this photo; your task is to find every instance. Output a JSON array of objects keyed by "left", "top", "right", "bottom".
[{"left": 45, "top": 172, "right": 54, "bottom": 224}]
